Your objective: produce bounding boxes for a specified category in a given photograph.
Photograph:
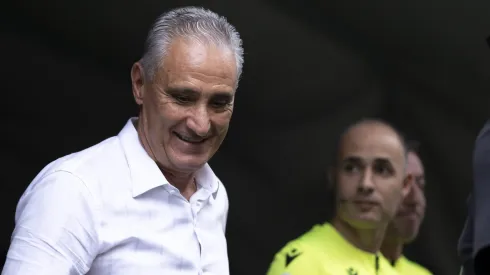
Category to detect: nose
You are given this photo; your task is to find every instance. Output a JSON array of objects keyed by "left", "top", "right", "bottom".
[
  {"left": 357, "top": 169, "right": 375, "bottom": 194},
  {"left": 187, "top": 105, "right": 211, "bottom": 137},
  {"left": 406, "top": 183, "right": 417, "bottom": 201}
]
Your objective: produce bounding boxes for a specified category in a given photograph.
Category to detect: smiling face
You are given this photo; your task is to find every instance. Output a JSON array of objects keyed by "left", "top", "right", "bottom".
[
  {"left": 334, "top": 122, "right": 411, "bottom": 230},
  {"left": 387, "top": 151, "right": 426, "bottom": 243},
  {"left": 131, "top": 38, "right": 237, "bottom": 173}
]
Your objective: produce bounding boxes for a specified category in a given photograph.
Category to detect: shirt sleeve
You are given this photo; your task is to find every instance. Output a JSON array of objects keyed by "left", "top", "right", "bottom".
[
  {"left": 472, "top": 120, "right": 490, "bottom": 274},
  {"left": 2, "top": 171, "right": 100, "bottom": 275},
  {"left": 458, "top": 195, "right": 475, "bottom": 275},
  {"left": 266, "top": 243, "right": 328, "bottom": 275}
]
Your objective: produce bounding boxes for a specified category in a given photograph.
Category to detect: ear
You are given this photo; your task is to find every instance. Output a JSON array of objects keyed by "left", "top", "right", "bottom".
[
  {"left": 131, "top": 62, "right": 145, "bottom": 106},
  {"left": 401, "top": 173, "right": 414, "bottom": 198}
]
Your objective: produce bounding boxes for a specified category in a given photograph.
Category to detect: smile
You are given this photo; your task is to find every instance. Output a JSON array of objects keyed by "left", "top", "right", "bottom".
[{"left": 174, "top": 132, "right": 207, "bottom": 144}]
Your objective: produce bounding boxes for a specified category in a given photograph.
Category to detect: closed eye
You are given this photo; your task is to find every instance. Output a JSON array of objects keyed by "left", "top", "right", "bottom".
[
  {"left": 210, "top": 100, "right": 231, "bottom": 108},
  {"left": 173, "top": 94, "right": 193, "bottom": 104},
  {"left": 165, "top": 87, "right": 199, "bottom": 105},
  {"left": 209, "top": 93, "right": 233, "bottom": 109}
]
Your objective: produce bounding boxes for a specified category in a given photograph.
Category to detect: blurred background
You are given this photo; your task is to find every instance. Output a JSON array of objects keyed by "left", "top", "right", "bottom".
[{"left": 2, "top": 0, "right": 490, "bottom": 274}]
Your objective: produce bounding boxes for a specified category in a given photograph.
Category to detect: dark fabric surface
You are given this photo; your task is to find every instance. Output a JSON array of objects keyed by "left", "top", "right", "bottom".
[
  {"left": 458, "top": 195, "right": 475, "bottom": 275},
  {"left": 458, "top": 120, "right": 490, "bottom": 275}
]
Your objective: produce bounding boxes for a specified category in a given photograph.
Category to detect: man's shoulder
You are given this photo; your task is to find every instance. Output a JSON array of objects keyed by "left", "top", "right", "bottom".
[
  {"left": 31, "top": 136, "right": 124, "bottom": 190},
  {"left": 268, "top": 238, "right": 317, "bottom": 274},
  {"left": 279, "top": 237, "right": 310, "bottom": 253},
  {"left": 476, "top": 119, "right": 490, "bottom": 142},
  {"left": 48, "top": 136, "right": 120, "bottom": 172},
  {"left": 277, "top": 224, "right": 332, "bottom": 254},
  {"left": 270, "top": 226, "right": 333, "bottom": 267},
  {"left": 267, "top": 229, "right": 346, "bottom": 275}
]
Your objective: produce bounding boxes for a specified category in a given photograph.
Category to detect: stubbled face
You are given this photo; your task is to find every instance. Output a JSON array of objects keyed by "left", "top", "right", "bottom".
[
  {"left": 334, "top": 123, "right": 410, "bottom": 230},
  {"left": 386, "top": 151, "right": 426, "bottom": 243},
  {"left": 131, "top": 38, "right": 237, "bottom": 172}
]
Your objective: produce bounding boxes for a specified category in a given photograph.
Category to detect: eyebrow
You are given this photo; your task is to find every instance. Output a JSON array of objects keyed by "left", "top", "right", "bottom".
[
  {"left": 342, "top": 156, "right": 363, "bottom": 165},
  {"left": 210, "top": 92, "right": 234, "bottom": 101},
  {"left": 166, "top": 87, "right": 200, "bottom": 95},
  {"left": 342, "top": 156, "right": 392, "bottom": 164},
  {"left": 166, "top": 87, "right": 234, "bottom": 98}
]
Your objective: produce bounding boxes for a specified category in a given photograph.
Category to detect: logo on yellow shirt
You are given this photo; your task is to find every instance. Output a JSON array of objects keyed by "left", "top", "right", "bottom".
[
  {"left": 347, "top": 267, "right": 358, "bottom": 275},
  {"left": 285, "top": 248, "right": 302, "bottom": 267}
]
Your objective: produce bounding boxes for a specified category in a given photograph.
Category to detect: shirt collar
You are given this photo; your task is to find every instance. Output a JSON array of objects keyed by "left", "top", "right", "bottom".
[
  {"left": 392, "top": 255, "right": 407, "bottom": 267},
  {"left": 118, "top": 118, "right": 220, "bottom": 198},
  {"left": 318, "top": 223, "right": 381, "bottom": 262},
  {"left": 195, "top": 162, "right": 221, "bottom": 200}
]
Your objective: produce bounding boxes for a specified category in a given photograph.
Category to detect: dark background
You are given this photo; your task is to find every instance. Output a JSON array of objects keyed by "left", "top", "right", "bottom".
[{"left": 2, "top": 0, "right": 490, "bottom": 274}]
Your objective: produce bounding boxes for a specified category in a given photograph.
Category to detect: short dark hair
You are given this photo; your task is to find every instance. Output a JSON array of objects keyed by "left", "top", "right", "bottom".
[{"left": 329, "top": 118, "right": 408, "bottom": 169}]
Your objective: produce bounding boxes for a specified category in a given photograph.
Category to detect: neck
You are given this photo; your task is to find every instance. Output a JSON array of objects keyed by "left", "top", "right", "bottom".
[
  {"left": 380, "top": 236, "right": 404, "bottom": 263},
  {"left": 135, "top": 116, "right": 197, "bottom": 200},
  {"left": 332, "top": 216, "right": 387, "bottom": 253},
  {"left": 160, "top": 167, "right": 197, "bottom": 197}
]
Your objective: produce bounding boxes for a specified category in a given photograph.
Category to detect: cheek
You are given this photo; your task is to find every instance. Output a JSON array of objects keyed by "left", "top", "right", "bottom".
[
  {"left": 377, "top": 181, "right": 401, "bottom": 200},
  {"left": 144, "top": 104, "right": 182, "bottom": 143},
  {"left": 211, "top": 112, "right": 233, "bottom": 134},
  {"left": 336, "top": 177, "right": 358, "bottom": 198},
  {"left": 388, "top": 187, "right": 404, "bottom": 208},
  {"left": 151, "top": 96, "right": 186, "bottom": 127}
]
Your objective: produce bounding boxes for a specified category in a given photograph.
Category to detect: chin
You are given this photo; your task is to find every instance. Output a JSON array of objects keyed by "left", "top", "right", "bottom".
[
  {"left": 343, "top": 213, "right": 382, "bottom": 230},
  {"left": 400, "top": 227, "right": 419, "bottom": 241},
  {"left": 346, "top": 219, "right": 379, "bottom": 230},
  {"left": 401, "top": 234, "right": 418, "bottom": 244},
  {"left": 169, "top": 153, "right": 211, "bottom": 172},
  {"left": 398, "top": 220, "right": 421, "bottom": 234}
]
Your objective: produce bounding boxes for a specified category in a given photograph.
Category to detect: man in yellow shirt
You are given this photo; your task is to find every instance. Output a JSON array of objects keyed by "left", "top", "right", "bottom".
[
  {"left": 267, "top": 119, "right": 412, "bottom": 275},
  {"left": 380, "top": 141, "right": 432, "bottom": 274}
]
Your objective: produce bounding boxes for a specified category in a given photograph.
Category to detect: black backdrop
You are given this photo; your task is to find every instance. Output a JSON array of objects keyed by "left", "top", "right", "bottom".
[{"left": 3, "top": 0, "right": 490, "bottom": 274}]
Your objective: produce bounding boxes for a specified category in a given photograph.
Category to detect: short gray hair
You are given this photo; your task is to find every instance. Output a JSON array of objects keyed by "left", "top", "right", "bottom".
[{"left": 140, "top": 6, "right": 244, "bottom": 84}]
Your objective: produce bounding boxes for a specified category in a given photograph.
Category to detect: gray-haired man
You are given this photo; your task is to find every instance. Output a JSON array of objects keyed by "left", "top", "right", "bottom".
[{"left": 3, "top": 6, "right": 243, "bottom": 275}]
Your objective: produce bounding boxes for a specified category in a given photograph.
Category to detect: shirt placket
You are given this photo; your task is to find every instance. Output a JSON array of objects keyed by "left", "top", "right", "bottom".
[{"left": 190, "top": 190, "right": 210, "bottom": 274}]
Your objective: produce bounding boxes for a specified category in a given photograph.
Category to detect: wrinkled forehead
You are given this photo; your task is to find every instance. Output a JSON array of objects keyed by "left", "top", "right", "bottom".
[
  {"left": 339, "top": 125, "right": 406, "bottom": 164},
  {"left": 407, "top": 152, "right": 424, "bottom": 175},
  {"left": 163, "top": 38, "right": 238, "bottom": 82}
]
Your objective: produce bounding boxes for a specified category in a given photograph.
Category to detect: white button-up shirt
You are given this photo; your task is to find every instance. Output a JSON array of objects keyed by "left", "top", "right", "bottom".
[{"left": 3, "top": 118, "right": 229, "bottom": 275}]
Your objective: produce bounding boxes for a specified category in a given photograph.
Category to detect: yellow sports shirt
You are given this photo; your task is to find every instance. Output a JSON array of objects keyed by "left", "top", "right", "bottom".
[
  {"left": 392, "top": 255, "right": 432, "bottom": 275},
  {"left": 267, "top": 223, "right": 398, "bottom": 275}
]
